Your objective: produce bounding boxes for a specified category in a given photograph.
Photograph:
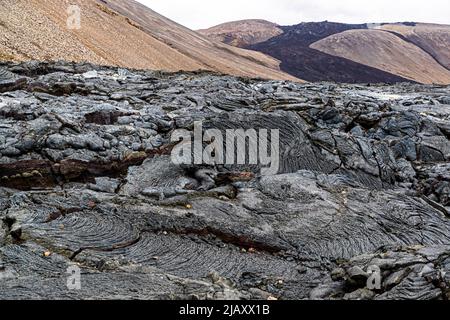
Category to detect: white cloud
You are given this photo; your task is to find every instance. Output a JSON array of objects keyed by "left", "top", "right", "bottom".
[{"left": 138, "top": 0, "right": 450, "bottom": 29}]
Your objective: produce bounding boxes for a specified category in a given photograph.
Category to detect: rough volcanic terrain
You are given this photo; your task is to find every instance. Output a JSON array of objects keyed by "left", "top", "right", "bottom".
[{"left": 1, "top": 61, "right": 450, "bottom": 300}]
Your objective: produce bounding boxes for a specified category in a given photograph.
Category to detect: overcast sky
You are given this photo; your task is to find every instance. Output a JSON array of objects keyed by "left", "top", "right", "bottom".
[{"left": 138, "top": 0, "right": 450, "bottom": 29}]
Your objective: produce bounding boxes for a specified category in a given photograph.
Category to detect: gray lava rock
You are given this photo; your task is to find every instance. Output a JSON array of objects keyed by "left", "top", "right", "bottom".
[{"left": 0, "top": 61, "right": 449, "bottom": 300}]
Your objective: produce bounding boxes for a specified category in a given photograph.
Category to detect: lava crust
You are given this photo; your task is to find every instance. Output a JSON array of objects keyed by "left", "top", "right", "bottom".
[{"left": 0, "top": 61, "right": 449, "bottom": 300}]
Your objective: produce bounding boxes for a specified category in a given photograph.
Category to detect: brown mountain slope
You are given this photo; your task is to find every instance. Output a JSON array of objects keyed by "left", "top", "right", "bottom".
[
  {"left": 0, "top": 0, "right": 297, "bottom": 81},
  {"left": 380, "top": 23, "right": 450, "bottom": 70},
  {"left": 310, "top": 29, "right": 450, "bottom": 84},
  {"left": 198, "top": 19, "right": 283, "bottom": 47},
  {"left": 202, "top": 21, "right": 414, "bottom": 83},
  {"left": 246, "top": 22, "right": 410, "bottom": 83}
]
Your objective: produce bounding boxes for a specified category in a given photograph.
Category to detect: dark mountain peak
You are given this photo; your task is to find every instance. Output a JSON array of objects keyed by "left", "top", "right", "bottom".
[{"left": 278, "top": 21, "right": 368, "bottom": 46}]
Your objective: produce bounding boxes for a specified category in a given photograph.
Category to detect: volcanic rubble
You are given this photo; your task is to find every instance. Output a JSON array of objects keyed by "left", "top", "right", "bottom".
[{"left": 0, "top": 61, "right": 449, "bottom": 300}]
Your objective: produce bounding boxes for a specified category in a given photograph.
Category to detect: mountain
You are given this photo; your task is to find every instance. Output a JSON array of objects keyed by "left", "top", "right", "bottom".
[
  {"left": 0, "top": 0, "right": 297, "bottom": 81},
  {"left": 311, "top": 27, "right": 450, "bottom": 84},
  {"left": 379, "top": 23, "right": 450, "bottom": 69},
  {"left": 198, "top": 19, "right": 283, "bottom": 47},
  {"left": 248, "top": 22, "right": 410, "bottom": 83},
  {"left": 201, "top": 20, "right": 450, "bottom": 84}
]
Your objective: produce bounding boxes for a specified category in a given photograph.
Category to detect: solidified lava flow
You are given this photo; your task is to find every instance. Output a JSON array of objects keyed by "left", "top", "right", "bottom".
[{"left": 0, "top": 61, "right": 449, "bottom": 300}]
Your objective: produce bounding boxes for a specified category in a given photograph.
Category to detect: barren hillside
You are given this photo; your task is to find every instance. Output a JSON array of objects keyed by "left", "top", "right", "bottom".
[
  {"left": 380, "top": 23, "right": 450, "bottom": 70},
  {"left": 198, "top": 19, "right": 283, "bottom": 47},
  {"left": 0, "top": 0, "right": 297, "bottom": 81},
  {"left": 247, "top": 22, "right": 410, "bottom": 83},
  {"left": 202, "top": 19, "right": 450, "bottom": 84},
  {"left": 310, "top": 29, "right": 450, "bottom": 84}
]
